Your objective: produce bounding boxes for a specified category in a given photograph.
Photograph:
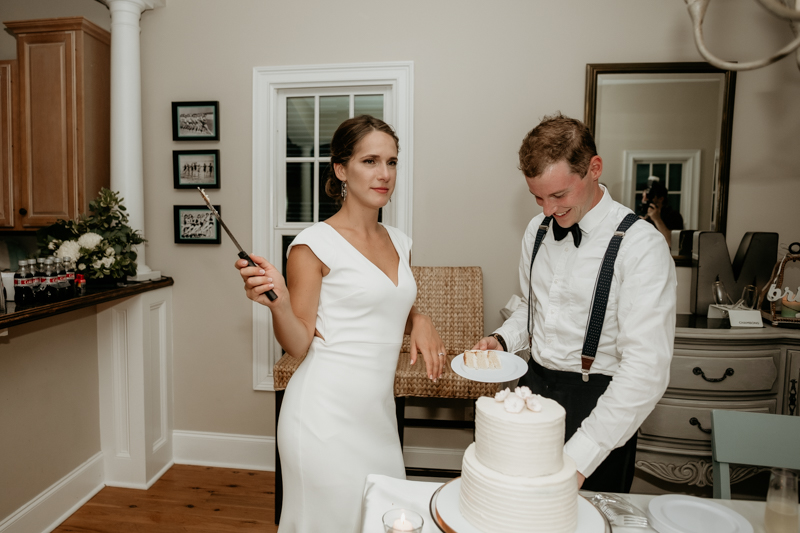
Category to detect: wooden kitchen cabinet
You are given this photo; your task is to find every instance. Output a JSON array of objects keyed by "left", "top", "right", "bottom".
[
  {"left": 2, "top": 17, "right": 110, "bottom": 230},
  {"left": 0, "top": 60, "right": 16, "bottom": 228}
]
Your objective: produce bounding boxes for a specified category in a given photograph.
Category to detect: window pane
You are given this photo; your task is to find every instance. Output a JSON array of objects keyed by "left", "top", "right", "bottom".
[
  {"left": 635, "top": 193, "right": 643, "bottom": 207},
  {"left": 354, "top": 95, "right": 383, "bottom": 120},
  {"left": 286, "top": 162, "right": 314, "bottom": 222},
  {"left": 668, "top": 193, "right": 681, "bottom": 212},
  {"left": 636, "top": 164, "right": 650, "bottom": 190},
  {"left": 318, "top": 162, "right": 340, "bottom": 221},
  {"left": 652, "top": 163, "right": 667, "bottom": 181},
  {"left": 668, "top": 163, "right": 682, "bottom": 192},
  {"left": 287, "top": 97, "right": 315, "bottom": 157},
  {"left": 319, "top": 96, "right": 349, "bottom": 157}
]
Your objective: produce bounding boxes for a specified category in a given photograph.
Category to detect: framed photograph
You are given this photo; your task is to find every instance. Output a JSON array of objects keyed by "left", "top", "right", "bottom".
[
  {"left": 173, "top": 149, "right": 220, "bottom": 189},
  {"left": 174, "top": 205, "right": 221, "bottom": 244},
  {"left": 172, "top": 101, "right": 219, "bottom": 141}
]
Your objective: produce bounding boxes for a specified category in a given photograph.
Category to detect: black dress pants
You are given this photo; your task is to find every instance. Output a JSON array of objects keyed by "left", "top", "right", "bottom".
[{"left": 517, "top": 358, "right": 638, "bottom": 493}]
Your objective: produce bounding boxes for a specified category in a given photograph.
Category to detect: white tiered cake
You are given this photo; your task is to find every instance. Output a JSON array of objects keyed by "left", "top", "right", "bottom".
[{"left": 459, "top": 390, "right": 578, "bottom": 533}]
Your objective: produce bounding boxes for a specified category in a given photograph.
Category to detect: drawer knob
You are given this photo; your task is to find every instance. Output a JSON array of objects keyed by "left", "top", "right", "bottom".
[
  {"left": 689, "top": 417, "right": 712, "bottom": 434},
  {"left": 693, "top": 366, "right": 734, "bottom": 383}
]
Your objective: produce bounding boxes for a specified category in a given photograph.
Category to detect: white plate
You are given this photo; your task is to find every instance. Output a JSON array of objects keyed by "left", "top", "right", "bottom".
[
  {"left": 647, "top": 494, "right": 754, "bottom": 533},
  {"left": 450, "top": 351, "right": 528, "bottom": 383},
  {"left": 431, "top": 478, "right": 609, "bottom": 533}
]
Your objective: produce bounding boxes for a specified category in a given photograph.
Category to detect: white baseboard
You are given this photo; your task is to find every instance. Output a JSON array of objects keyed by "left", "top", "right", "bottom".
[
  {"left": 172, "top": 430, "right": 276, "bottom": 471},
  {"left": 0, "top": 452, "right": 104, "bottom": 533},
  {"left": 172, "top": 430, "right": 466, "bottom": 473}
]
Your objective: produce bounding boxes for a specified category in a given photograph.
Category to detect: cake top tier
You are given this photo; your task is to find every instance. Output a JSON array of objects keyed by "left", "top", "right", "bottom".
[{"left": 476, "top": 394, "right": 565, "bottom": 424}]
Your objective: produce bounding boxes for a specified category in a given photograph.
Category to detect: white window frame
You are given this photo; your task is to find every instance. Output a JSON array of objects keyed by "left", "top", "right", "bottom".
[
  {"left": 251, "top": 61, "right": 414, "bottom": 391},
  {"left": 622, "top": 149, "right": 701, "bottom": 228}
]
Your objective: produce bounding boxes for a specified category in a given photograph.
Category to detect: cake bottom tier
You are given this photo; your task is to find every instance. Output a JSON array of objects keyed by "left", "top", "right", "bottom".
[{"left": 459, "top": 443, "right": 578, "bottom": 533}]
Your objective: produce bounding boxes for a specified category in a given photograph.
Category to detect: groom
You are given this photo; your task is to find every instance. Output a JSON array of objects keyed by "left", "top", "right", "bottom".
[{"left": 474, "top": 113, "right": 676, "bottom": 492}]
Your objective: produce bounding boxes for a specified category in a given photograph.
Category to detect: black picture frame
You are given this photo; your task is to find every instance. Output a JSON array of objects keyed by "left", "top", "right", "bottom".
[
  {"left": 174, "top": 205, "right": 221, "bottom": 244},
  {"left": 171, "top": 101, "right": 220, "bottom": 141},
  {"left": 173, "top": 149, "right": 221, "bottom": 189}
]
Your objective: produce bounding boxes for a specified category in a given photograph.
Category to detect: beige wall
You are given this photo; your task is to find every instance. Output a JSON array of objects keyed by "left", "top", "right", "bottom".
[
  {"left": 2, "top": 0, "right": 799, "bottom": 450},
  {"left": 0, "top": 308, "right": 100, "bottom": 520}
]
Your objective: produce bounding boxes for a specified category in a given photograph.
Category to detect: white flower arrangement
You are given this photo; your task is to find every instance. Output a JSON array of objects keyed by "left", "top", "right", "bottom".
[{"left": 37, "top": 189, "right": 145, "bottom": 280}]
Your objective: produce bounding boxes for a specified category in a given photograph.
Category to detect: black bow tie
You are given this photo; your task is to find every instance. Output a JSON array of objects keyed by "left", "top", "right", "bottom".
[{"left": 552, "top": 220, "right": 582, "bottom": 247}]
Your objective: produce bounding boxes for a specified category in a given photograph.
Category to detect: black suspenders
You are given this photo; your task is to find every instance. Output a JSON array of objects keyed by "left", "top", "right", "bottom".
[{"left": 526, "top": 213, "right": 639, "bottom": 382}]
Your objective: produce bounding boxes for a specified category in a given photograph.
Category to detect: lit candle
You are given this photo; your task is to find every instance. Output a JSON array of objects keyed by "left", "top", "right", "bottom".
[{"left": 392, "top": 512, "right": 414, "bottom": 532}]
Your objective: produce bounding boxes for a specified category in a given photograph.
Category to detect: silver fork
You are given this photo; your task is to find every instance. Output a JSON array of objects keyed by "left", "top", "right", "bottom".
[
  {"left": 610, "top": 514, "right": 649, "bottom": 528},
  {"left": 597, "top": 500, "right": 649, "bottom": 528}
]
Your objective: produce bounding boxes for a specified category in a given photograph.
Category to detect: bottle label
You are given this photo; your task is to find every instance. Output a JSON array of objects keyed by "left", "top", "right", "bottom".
[{"left": 14, "top": 278, "right": 35, "bottom": 286}]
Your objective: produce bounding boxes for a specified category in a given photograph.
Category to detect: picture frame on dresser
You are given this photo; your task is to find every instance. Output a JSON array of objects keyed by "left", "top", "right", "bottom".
[
  {"left": 171, "top": 101, "right": 219, "bottom": 141},
  {"left": 174, "top": 205, "right": 221, "bottom": 244},
  {"left": 173, "top": 149, "right": 220, "bottom": 189}
]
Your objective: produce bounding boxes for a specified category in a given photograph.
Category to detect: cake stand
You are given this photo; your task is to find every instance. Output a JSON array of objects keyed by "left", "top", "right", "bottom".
[{"left": 430, "top": 477, "right": 611, "bottom": 533}]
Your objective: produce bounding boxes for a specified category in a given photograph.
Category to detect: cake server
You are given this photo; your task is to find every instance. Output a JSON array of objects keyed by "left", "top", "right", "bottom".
[{"left": 197, "top": 188, "right": 278, "bottom": 301}]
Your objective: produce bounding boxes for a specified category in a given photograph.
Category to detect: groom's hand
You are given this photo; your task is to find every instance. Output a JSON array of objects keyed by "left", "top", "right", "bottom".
[{"left": 472, "top": 336, "right": 501, "bottom": 351}]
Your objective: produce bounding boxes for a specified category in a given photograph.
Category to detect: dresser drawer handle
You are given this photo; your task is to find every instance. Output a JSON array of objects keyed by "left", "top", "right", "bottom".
[
  {"left": 693, "top": 367, "right": 734, "bottom": 382},
  {"left": 689, "top": 417, "right": 712, "bottom": 434}
]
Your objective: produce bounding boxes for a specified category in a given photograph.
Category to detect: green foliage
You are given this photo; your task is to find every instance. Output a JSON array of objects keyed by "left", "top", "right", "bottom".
[{"left": 36, "top": 189, "right": 146, "bottom": 279}]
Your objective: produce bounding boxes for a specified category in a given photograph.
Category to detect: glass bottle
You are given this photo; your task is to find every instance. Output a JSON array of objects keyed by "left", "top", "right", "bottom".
[
  {"left": 41, "top": 259, "right": 59, "bottom": 305},
  {"left": 54, "top": 258, "right": 67, "bottom": 301},
  {"left": 13, "top": 259, "right": 35, "bottom": 308},
  {"left": 35, "top": 257, "right": 46, "bottom": 303},
  {"left": 63, "top": 256, "right": 76, "bottom": 298},
  {"left": 27, "top": 259, "right": 40, "bottom": 300}
]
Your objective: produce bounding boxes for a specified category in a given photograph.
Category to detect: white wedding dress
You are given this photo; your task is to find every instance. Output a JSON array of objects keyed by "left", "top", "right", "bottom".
[{"left": 277, "top": 222, "right": 417, "bottom": 533}]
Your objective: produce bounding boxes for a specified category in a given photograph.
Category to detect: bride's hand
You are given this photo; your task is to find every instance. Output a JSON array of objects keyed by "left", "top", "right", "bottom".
[
  {"left": 235, "top": 254, "right": 286, "bottom": 307},
  {"left": 409, "top": 314, "right": 447, "bottom": 382}
]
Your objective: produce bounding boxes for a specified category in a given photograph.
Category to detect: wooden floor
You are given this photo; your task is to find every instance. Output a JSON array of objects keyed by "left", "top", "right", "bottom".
[{"left": 54, "top": 465, "right": 278, "bottom": 532}]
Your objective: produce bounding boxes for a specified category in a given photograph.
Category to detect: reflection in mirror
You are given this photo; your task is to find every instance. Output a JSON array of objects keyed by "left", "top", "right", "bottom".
[{"left": 585, "top": 63, "right": 736, "bottom": 239}]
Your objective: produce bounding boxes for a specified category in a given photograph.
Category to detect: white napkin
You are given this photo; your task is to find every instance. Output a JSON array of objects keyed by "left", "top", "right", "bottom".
[{"left": 360, "top": 474, "right": 443, "bottom": 533}]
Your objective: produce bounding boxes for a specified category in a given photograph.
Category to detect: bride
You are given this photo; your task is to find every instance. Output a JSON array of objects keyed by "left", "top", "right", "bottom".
[{"left": 237, "top": 115, "right": 446, "bottom": 532}]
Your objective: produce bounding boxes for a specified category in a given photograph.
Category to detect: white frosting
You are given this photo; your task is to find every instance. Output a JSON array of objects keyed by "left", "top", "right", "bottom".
[
  {"left": 515, "top": 385, "right": 533, "bottom": 400},
  {"left": 494, "top": 388, "right": 510, "bottom": 402},
  {"left": 526, "top": 395, "right": 543, "bottom": 412},
  {"left": 459, "top": 443, "right": 578, "bottom": 533},
  {"left": 503, "top": 394, "right": 524, "bottom": 413},
  {"left": 474, "top": 396, "right": 565, "bottom": 477}
]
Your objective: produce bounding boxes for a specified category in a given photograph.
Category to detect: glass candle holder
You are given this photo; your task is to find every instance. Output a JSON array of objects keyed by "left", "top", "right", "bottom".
[
  {"left": 764, "top": 468, "right": 799, "bottom": 533},
  {"left": 382, "top": 508, "right": 424, "bottom": 533}
]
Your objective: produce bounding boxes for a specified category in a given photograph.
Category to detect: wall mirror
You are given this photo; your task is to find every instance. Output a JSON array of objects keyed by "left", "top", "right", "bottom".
[{"left": 585, "top": 63, "right": 736, "bottom": 243}]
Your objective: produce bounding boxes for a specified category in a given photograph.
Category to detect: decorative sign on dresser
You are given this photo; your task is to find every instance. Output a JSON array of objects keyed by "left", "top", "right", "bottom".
[{"left": 634, "top": 316, "right": 800, "bottom": 493}]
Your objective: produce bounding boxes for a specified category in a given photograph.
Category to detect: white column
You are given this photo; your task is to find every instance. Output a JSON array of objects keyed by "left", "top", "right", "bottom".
[{"left": 104, "top": 0, "right": 164, "bottom": 281}]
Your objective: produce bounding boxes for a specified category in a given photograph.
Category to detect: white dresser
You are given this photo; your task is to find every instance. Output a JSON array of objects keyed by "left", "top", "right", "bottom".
[{"left": 634, "top": 316, "right": 800, "bottom": 494}]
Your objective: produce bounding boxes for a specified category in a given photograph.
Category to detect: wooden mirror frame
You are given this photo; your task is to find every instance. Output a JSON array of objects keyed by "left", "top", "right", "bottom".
[{"left": 584, "top": 62, "right": 736, "bottom": 235}]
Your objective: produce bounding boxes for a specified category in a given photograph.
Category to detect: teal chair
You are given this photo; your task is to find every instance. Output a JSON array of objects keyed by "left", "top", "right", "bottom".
[{"left": 711, "top": 409, "right": 800, "bottom": 499}]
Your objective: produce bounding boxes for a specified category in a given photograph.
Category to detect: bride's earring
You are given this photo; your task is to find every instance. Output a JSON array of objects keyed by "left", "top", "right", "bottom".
[{"left": 341, "top": 182, "right": 347, "bottom": 201}]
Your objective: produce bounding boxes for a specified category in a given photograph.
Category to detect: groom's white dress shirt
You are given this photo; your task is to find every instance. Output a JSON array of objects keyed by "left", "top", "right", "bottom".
[{"left": 494, "top": 186, "right": 677, "bottom": 477}]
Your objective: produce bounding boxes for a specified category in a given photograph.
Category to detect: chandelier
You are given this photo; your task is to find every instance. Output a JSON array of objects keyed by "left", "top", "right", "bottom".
[{"left": 685, "top": 0, "right": 800, "bottom": 71}]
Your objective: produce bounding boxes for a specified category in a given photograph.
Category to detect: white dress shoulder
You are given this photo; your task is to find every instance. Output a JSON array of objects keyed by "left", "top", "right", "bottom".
[{"left": 277, "top": 222, "right": 417, "bottom": 533}]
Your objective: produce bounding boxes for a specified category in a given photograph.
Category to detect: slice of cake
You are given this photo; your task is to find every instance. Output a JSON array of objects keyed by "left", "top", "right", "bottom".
[{"left": 464, "top": 350, "right": 502, "bottom": 370}]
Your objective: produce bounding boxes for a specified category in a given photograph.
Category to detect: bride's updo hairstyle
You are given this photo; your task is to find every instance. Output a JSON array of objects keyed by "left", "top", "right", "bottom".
[{"left": 325, "top": 115, "right": 400, "bottom": 204}]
